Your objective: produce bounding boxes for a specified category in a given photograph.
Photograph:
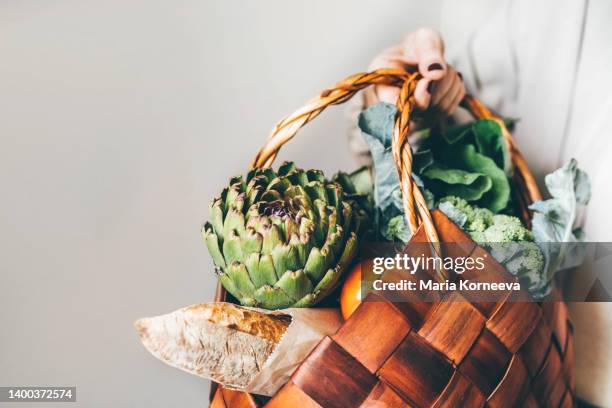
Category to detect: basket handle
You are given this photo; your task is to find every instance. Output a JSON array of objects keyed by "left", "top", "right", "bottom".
[{"left": 250, "top": 69, "right": 542, "bottom": 275}]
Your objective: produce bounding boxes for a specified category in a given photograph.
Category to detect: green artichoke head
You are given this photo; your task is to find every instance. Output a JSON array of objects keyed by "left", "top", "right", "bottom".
[{"left": 203, "top": 161, "right": 370, "bottom": 309}]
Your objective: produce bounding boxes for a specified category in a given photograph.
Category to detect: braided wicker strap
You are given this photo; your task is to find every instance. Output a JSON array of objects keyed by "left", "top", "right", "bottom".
[{"left": 250, "top": 68, "right": 542, "bottom": 281}]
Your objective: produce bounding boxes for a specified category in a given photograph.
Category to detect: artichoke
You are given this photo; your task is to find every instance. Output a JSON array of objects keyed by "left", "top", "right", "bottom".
[{"left": 203, "top": 162, "right": 370, "bottom": 309}]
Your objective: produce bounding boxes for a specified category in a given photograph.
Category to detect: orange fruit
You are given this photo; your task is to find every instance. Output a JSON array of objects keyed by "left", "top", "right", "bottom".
[{"left": 340, "top": 262, "right": 363, "bottom": 320}]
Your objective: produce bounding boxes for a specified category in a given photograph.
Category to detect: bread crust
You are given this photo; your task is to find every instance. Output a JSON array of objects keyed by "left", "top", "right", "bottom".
[
  {"left": 193, "top": 303, "right": 291, "bottom": 344},
  {"left": 135, "top": 303, "right": 291, "bottom": 389}
]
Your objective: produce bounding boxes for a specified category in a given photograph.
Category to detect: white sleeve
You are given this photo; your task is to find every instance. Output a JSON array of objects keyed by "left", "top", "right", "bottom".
[{"left": 441, "top": 0, "right": 518, "bottom": 115}]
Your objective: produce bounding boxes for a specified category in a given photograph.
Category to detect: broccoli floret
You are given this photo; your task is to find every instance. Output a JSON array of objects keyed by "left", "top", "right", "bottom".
[
  {"left": 439, "top": 196, "right": 471, "bottom": 215},
  {"left": 438, "top": 196, "right": 494, "bottom": 233},
  {"left": 468, "top": 230, "right": 487, "bottom": 243},
  {"left": 438, "top": 196, "right": 532, "bottom": 242},
  {"left": 468, "top": 207, "right": 494, "bottom": 233},
  {"left": 490, "top": 241, "right": 546, "bottom": 293},
  {"left": 482, "top": 214, "right": 534, "bottom": 243},
  {"left": 505, "top": 242, "right": 544, "bottom": 277},
  {"left": 437, "top": 196, "right": 544, "bottom": 286}
]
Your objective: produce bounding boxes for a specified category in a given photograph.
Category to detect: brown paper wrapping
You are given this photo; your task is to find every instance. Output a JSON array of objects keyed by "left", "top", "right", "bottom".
[{"left": 244, "top": 307, "right": 342, "bottom": 395}]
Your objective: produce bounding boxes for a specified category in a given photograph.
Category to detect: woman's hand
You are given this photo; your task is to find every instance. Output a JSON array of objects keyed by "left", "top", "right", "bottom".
[{"left": 366, "top": 28, "right": 465, "bottom": 116}]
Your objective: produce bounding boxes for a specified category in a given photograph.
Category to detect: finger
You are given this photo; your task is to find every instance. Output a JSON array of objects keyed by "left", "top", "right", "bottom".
[
  {"left": 447, "top": 84, "right": 466, "bottom": 115},
  {"left": 368, "top": 46, "right": 407, "bottom": 104},
  {"left": 376, "top": 86, "right": 400, "bottom": 104},
  {"left": 447, "top": 73, "right": 466, "bottom": 114},
  {"left": 413, "top": 79, "right": 432, "bottom": 110},
  {"left": 430, "top": 72, "right": 456, "bottom": 106},
  {"left": 438, "top": 76, "right": 464, "bottom": 115},
  {"left": 437, "top": 78, "right": 460, "bottom": 114},
  {"left": 403, "top": 28, "right": 446, "bottom": 80}
]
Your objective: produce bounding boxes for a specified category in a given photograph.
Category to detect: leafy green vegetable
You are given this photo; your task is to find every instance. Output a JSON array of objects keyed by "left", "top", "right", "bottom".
[
  {"left": 423, "top": 163, "right": 492, "bottom": 201},
  {"left": 386, "top": 215, "right": 412, "bottom": 243},
  {"left": 433, "top": 141, "right": 510, "bottom": 212},
  {"left": 412, "top": 149, "right": 434, "bottom": 174},
  {"left": 357, "top": 104, "right": 592, "bottom": 299},
  {"left": 357, "top": 103, "right": 513, "bottom": 242},
  {"left": 439, "top": 158, "right": 592, "bottom": 298},
  {"left": 437, "top": 119, "right": 511, "bottom": 173},
  {"left": 358, "top": 102, "right": 395, "bottom": 146},
  {"left": 333, "top": 166, "right": 375, "bottom": 234},
  {"left": 438, "top": 200, "right": 468, "bottom": 228},
  {"left": 488, "top": 242, "right": 545, "bottom": 293},
  {"left": 423, "top": 165, "right": 486, "bottom": 188},
  {"left": 334, "top": 166, "right": 374, "bottom": 207},
  {"left": 345, "top": 166, "right": 374, "bottom": 196},
  {"left": 410, "top": 115, "right": 513, "bottom": 213},
  {"left": 530, "top": 159, "right": 591, "bottom": 243},
  {"left": 529, "top": 159, "right": 591, "bottom": 294},
  {"left": 358, "top": 103, "right": 417, "bottom": 242},
  {"left": 440, "top": 121, "right": 472, "bottom": 144},
  {"left": 472, "top": 120, "right": 512, "bottom": 174}
]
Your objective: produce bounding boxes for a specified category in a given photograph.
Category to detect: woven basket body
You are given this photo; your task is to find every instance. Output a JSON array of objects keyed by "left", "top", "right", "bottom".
[{"left": 209, "top": 69, "right": 574, "bottom": 407}]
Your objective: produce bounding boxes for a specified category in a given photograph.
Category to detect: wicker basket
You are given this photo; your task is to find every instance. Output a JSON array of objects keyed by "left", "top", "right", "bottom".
[{"left": 209, "top": 69, "right": 574, "bottom": 407}]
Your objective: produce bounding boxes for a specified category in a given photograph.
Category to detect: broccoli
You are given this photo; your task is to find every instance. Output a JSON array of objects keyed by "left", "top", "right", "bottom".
[
  {"left": 437, "top": 196, "right": 544, "bottom": 290},
  {"left": 438, "top": 196, "right": 493, "bottom": 233},
  {"left": 488, "top": 241, "right": 546, "bottom": 294},
  {"left": 438, "top": 196, "right": 533, "bottom": 242},
  {"left": 468, "top": 207, "right": 494, "bottom": 233},
  {"left": 481, "top": 214, "right": 534, "bottom": 242}
]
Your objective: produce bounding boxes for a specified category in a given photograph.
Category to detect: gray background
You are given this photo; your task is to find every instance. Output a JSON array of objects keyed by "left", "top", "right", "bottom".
[{"left": 0, "top": 1, "right": 441, "bottom": 406}]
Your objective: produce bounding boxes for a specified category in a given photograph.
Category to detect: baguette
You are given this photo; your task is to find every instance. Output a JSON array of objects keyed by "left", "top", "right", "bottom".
[{"left": 135, "top": 303, "right": 291, "bottom": 389}]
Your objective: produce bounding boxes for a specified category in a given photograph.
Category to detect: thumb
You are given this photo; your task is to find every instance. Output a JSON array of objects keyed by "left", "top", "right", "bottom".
[{"left": 403, "top": 28, "right": 446, "bottom": 80}]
